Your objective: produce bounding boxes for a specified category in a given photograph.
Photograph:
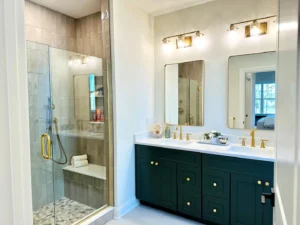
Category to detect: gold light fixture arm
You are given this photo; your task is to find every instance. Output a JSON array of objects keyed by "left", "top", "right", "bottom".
[
  {"left": 229, "top": 15, "right": 277, "bottom": 27},
  {"left": 162, "top": 30, "right": 203, "bottom": 42}
]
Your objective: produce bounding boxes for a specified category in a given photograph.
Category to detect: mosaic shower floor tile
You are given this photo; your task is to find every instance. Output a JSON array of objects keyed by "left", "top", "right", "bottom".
[{"left": 33, "top": 197, "right": 95, "bottom": 225}]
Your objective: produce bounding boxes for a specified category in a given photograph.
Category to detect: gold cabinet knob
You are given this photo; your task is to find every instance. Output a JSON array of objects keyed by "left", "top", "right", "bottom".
[
  {"left": 265, "top": 182, "right": 270, "bottom": 187},
  {"left": 213, "top": 209, "right": 217, "bottom": 213},
  {"left": 155, "top": 162, "right": 159, "bottom": 166},
  {"left": 213, "top": 183, "right": 217, "bottom": 187},
  {"left": 187, "top": 202, "right": 191, "bottom": 206},
  {"left": 257, "top": 180, "right": 262, "bottom": 185},
  {"left": 186, "top": 177, "right": 191, "bottom": 181},
  {"left": 150, "top": 161, "right": 154, "bottom": 165}
]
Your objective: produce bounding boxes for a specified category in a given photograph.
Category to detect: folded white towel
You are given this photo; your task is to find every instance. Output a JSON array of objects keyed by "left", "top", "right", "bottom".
[
  {"left": 71, "top": 154, "right": 88, "bottom": 165},
  {"left": 72, "top": 160, "right": 89, "bottom": 168}
]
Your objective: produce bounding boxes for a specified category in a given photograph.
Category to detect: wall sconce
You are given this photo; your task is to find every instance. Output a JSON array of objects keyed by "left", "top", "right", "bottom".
[
  {"left": 227, "top": 15, "right": 276, "bottom": 38},
  {"left": 162, "top": 30, "right": 204, "bottom": 51}
]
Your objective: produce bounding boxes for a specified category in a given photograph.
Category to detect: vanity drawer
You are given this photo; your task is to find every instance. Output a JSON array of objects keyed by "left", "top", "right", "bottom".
[
  {"left": 136, "top": 144, "right": 159, "bottom": 159},
  {"left": 178, "top": 193, "right": 201, "bottom": 219},
  {"left": 178, "top": 164, "right": 201, "bottom": 194},
  {"left": 202, "top": 154, "right": 274, "bottom": 180},
  {"left": 203, "top": 196, "right": 230, "bottom": 225},
  {"left": 159, "top": 148, "right": 201, "bottom": 166},
  {"left": 203, "top": 169, "right": 230, "bottom": 199}
]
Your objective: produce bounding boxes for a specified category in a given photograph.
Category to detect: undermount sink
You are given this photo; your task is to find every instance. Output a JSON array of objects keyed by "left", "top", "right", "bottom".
[{"left": 229, "top": 145, "right": 275, "bottom": 157}]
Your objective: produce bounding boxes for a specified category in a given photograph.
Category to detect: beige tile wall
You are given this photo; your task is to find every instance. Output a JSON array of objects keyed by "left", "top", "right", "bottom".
[
  {"left": 76, "top": 13, "right": 103, "bottom": 58},
  {"left": 25, "top": 0, "right": 104, "bottom": 57},
  {"left": 25, "top": 0, "right": 77, "bottom": 52}
]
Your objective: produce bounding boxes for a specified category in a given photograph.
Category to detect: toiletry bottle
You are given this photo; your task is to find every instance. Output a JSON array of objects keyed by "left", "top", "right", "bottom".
[{"left": 165, "top": 123, "right": 171, "bottom": 138}]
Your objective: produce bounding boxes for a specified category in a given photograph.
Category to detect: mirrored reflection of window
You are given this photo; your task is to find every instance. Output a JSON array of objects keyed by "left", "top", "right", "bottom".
[{"left": 255, "top": 83, "right": 276, "bottom": 114}]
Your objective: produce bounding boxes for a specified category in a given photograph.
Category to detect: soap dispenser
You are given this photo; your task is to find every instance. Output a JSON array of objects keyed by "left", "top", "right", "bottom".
[{"left": 165, "top": 123, "right": 171, "bottom": 138}]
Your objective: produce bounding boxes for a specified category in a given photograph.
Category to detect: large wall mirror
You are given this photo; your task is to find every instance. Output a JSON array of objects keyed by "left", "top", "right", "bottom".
[
  {"left": 165, "top": 60, "right": 204, "bottom": 126},
  {"left": 228, "top": 52, "right": 276, "bottom": 130}
]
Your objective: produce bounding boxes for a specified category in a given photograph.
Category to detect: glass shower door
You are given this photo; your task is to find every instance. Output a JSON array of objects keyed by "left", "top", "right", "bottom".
[{"left": 27, "top": 41, "right": 55, "bottom": 225}]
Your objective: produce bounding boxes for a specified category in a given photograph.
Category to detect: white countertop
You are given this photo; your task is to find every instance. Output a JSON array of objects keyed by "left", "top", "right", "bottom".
[
  {"left": 135, "top": 137, "right": 274, "bottom": 162},
  {"left": 63, "top": 164, "right": 106, "bottom": 180}
]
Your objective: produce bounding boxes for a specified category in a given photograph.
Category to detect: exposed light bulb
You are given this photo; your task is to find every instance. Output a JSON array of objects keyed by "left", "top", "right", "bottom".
[
  {"left": 75, "top": 57, "right": 81, "bottom": 65},
  {"left": 251, "top": 20, "right": 260, "bottom": 37},
  {"left": 228, "top": 24, "right": 238, "bottom": 38},
  {"left": 195, "top": 32, "right": 205, "bottom": 49},
  {"left": 177, "top": 36, "right": 185, "bottom": 49},
  {"left": 162, "top": 38, "right": 172, "bottom": 53},
  {"left": 68, "top": 59, "right": 73, "bottom": 66}
]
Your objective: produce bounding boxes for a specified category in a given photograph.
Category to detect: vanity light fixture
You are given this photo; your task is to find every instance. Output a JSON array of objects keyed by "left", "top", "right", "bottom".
[
  {"left": 68, "top": 55, "right": 90, "bottom": 66},
  {"left": 227, "top": 15, "right": 276, "bottom": 38},
  {"left": 162, "top": 30, "right": 204, "bottom": 51}
]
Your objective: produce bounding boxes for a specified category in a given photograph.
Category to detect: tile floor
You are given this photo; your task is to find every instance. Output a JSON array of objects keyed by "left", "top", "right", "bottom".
[
  {"left": 33, "top": 197, "right": 95, "bottom": 225},
  {"left": 105, "top": 205, "right": 203, "bottom": 225}
]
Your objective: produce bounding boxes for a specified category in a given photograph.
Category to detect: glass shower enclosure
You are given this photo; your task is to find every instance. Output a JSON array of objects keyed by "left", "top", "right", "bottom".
[{"left": 25, "top": 0, "right": 113, "bottom": 224}]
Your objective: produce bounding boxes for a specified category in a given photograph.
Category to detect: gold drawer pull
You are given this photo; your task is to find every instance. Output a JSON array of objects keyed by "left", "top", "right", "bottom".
[
  {"left": 155, "top": 162, "right": 159, "bottom": 166},
  {"left": 257, "top": 180, "right": 262, "bottom": 185},
  {"left": 186, "top": 177, "right": 191, "bottom": 181},
  {"left": 150, "top": 161, "right": 154, "bottom": 165},
  {"left": 187, "top": 202, "right": 191, "bottom": 206},
  {"left": 213, "top": 209, "right": 217, "bottom": 213},
  {"left": 265, "top": 182, "right": 270, "bottom": 187},
  {"left": 213, "top": 183, "right": 217, "bottom": 187}
]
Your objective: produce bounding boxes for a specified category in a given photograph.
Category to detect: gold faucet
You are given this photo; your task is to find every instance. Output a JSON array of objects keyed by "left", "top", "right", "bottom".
[
  {"left": 179, "top": 126, "right": 183, "bottom": 140},
  {"left": 250, "top": 127, "right": 257, "bottom": 147}
]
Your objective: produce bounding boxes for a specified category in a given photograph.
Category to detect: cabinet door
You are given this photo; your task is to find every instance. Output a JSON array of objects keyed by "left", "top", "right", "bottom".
[
  {"left": 231, "top": 174, "right": 264, "bottom": 225},
  {"left": 136, "top": 157, "right": 159, "bottom": 205},
  {"left": 157, "top": 160, "right": 177, "bottom": 211}
]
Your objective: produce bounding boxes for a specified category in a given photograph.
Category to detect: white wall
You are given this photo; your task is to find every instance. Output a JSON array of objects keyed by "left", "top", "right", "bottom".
[
  {"left": 111, "top": 0, "right": 154, "bottom": 218},
  {"left": 0, "top": 0, "right": 33, "bottom": 224},
  {"left": 154, "top": 0, "right": 277, "bottom": 139}
]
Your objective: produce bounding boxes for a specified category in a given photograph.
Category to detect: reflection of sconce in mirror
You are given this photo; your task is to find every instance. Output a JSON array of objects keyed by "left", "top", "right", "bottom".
[
  {"left": 68, "top": 55, "right": 90, "bottom": 66},
  {"left": 227, "top": 15, "right": 276, "bottom": 38},
  {"left": 162, "top": 30, "right": 204, "bottom": 52}
]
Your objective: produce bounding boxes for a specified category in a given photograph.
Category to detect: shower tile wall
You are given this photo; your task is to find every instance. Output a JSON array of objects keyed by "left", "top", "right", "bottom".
[
  {"left": 27, "top": 41, "right": 53, "bottom": 211},
  {"left": 25, "top": 0, "right": 104, "bottom": 58},
  {"left": 25, "top": 0, "right": 77, "bottom": 52}
]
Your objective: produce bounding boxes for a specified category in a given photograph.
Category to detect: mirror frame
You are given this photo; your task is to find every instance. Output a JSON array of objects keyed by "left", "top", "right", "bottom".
[
  {"left": 164, "top": 60, "right": 205, "bottom": 127},
  {"left": 227, "top": 51, "right": 277, "bottom": 131}
]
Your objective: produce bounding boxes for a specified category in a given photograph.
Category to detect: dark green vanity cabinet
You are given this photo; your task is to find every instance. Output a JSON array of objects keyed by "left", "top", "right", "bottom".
[
  {"left": 202, "top": 154, "right": 274, "bottom": 225},
  {"left": 136, "top": 144, "right": 201, "bottom": 217},
  {"left": 135, "top": 144, "right": 274, "bottom": 225}
]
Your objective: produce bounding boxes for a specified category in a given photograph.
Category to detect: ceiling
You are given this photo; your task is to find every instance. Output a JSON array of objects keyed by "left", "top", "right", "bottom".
[
  {"left": 29, "top": 0, "right": 101, "bottom": 19},
  {"left": 29, "top": 0, "right": 213, "bottom": 19},
  {"left": 128, "top": 0, "right": 214, "bottom": 16}
]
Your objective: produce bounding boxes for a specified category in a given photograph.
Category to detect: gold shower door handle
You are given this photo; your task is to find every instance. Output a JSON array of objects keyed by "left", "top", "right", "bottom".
[{"left": 41, "top": 133, "right": 51, "bottom": 159}]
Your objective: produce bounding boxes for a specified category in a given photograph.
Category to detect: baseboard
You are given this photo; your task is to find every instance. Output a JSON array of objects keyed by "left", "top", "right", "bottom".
[{"left": 114, "top": 198, "right": 140, "bottom": 219}]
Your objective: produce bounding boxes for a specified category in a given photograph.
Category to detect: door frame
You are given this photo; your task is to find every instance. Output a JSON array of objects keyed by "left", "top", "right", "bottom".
[
  {"left": 0, "top": 0, "right": 33, "bottom": 224},
  {"left": 238, "top": 65, "right": 276, "bottom": 129}
]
